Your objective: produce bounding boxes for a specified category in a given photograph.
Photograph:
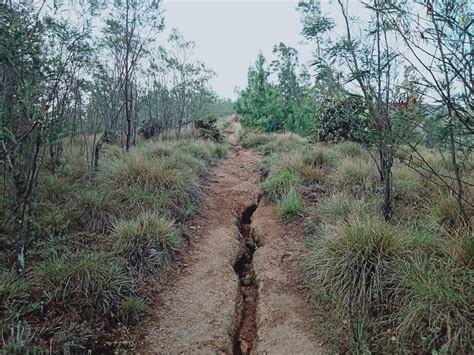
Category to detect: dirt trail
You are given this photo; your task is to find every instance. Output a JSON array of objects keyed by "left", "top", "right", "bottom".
[
  {"left": 252, "top": 197, "right": 322, "bottom": 354},
  {"left": 139, "top": 129, "right": 321, "bottom": 354}
]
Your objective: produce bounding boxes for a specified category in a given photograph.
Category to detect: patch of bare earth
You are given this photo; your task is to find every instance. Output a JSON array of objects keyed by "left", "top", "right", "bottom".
[
  {"left": 134, "top": 131, "right": 322, "bottom": 354},
  {"left": 251, "top": 197, "right": 322, "bottom": 354}
]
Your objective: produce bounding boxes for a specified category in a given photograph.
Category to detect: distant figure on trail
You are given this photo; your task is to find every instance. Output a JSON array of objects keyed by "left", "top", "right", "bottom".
[{"left": 232, "top": 114, "right": 241, "bottom": 122}]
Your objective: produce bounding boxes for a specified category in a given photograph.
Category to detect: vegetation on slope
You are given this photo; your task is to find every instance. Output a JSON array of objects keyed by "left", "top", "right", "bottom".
[
  {"left": 0, "top": 133, "right": 227, "bottom": 352},
  {"left": 242, "top": 129, "right": 473, "bottom": 354}
]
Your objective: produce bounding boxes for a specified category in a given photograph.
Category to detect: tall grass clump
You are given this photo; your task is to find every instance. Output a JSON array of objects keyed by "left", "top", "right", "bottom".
[
  {"left": 431, "top": 195, "right": 472, "bottom": 229},
  {"left": 388, "top": 255, "right": 473, "bottom": 353},
  {"left": 77, "top": 188, "right": 115, "bottom": 233},
  {"left": 276, "top": 188, "right": 304, "bottom": 220},
  {"left": 312, "top": 192, "right": 374, "bottom": 225},
  {"left": 275, "top": 152, "right": 326, "bottom": 184},
  {"left": 0, "top": 272, "right": 34, "bottom": 334},
  {"left": 260, "top": 169, "right": 302, "bottom": 200},
  {"left": 330, "top": 158, "right": 378, "bottom": 195},
  {"left": 240, "top": 130, "right": 273, "bottom": 149},
  {"left": 120, "top": 296, "right": 145, "bottom": 325},
  {"left": 174, "top": 139, "right": 227, "bottom": 163},
  {"left": 99, "top": 151, "right": 178, "bottom": 189},
  {"left": 262, "top": 133, "right": 307, "bottom": 154},
  {"left": 40, "top": 174, "right": 74, "bottom": 203},
  {"left": 111, "top": 212, "right": 181, "bottom": 275},
  {"left": 31, "top": 252, "right": 132, "bottom": 319},
  {"left": 302, "top": 145, "right": 337, "bottom": 168},
  {"left": 332, "top": 141, "right": 368, "bottom": 159},
  {"left": 392, "top": 165, "right": 425, "bottom": 203},
  {"left": 36, "top": 204, "right": 71, "bottom": 236},
  {"left": 304, "top": 217, "right": 404, "bottom": 316},
  {"left": 122, "top": 185, "right": 170, "bottom": 211},
  {"left": 232, "top": 130, "right": 473, "bottom": 352}
]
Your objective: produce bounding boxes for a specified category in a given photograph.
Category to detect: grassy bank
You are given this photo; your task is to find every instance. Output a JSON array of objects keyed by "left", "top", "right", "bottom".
[
  {"left": 241, "top": 129, "right": 473, "bottom": 354},
  {"left": 0, "top": 136, "right": 227, "bottom": 352}
]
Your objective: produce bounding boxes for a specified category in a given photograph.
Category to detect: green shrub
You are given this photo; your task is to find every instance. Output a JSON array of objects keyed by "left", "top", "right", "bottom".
[
  {"left": 194, "top": 116, "right": 224, "bottom": 143},
  {"left": 31, "top": 252, "right": 132, "bottom": 319},
  {"left": 389, "top": 255, "right": 473, "bottom": 353},
  {"left": 304, "top": 217, "right": 404, "bottom": 315},
  {"left": 120, "top": 296, "right": 145, "bottom": 325},
  {"left": 111, "top": 212, "right": 181, "bottom": 274},
  {"left": 315, "top": 96, "right": 369, "bottom": 143},
  {"left": 276, "top": 189, "right": 304, "bottom": 220},
  {"left": 261, "top": 170, "right": 302, "bottom": 200}
]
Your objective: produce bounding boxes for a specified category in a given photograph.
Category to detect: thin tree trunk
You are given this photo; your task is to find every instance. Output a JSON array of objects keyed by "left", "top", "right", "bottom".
[
  {"left": 432, "top": 10, "right": 467, "bottom": 221},
  {"left": 124, "top": 0, "right": 132, "bottom": 152}
]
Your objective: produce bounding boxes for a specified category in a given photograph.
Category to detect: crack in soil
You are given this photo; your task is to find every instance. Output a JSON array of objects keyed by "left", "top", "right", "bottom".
[{"left": 233, "top": 203, "right": 259, "bottom": 355}]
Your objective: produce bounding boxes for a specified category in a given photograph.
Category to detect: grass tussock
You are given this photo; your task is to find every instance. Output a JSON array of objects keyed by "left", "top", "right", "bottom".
[
  {"left": 77, "top": 188, "right": 115, "bottom": 233},
  {"left": 112, "top": 212, "right": 181, "bottom": 275},
  {"left": 120, "top": 296, "right": 145, "bottom": 325},
  {"left": 304, "top": 217, "right": 403, "bottom": 315},
  {"left": 240, "top": 130, "right": 274, "bottom": 149},
  {"left": 261, "top": 170, "right": 302, "bottom": 200},
  {"left": 312, "top": 192, "right": 374, "bottom": 225},
  {"left": 31, "top": 252, "right": 132, "bottom": 319},
  {"left": 330, "top": 158, "right": 378, "bottom": 194},
  {"left": 276, "top": 188, "right": 304, "bottom": 220},
  {"left": 389, "top": 255, "right": 473, "bottom": 353}
]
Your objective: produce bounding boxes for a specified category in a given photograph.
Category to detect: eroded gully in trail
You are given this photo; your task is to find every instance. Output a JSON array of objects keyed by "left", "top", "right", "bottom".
[
  {"left": 135, "top": 131, "right": 322, "bottom": 354},
  {"left": 233, "top": 202, "right": 259, "bottom": 354}
]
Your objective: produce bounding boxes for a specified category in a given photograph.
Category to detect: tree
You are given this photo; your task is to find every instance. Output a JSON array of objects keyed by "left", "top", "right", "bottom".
[
  {"left": 140, "top": 30, "right": 216, "bottom": 139},
  {"left": 235, "top": 53, "right": 281, "bottom": 131},
  {"left": 382, "top": 0, "right": 473, "bottom": 221},
  {"left": 103, "top": 0, "right": 163, "bottom": 151},
  {"left": 0, "top": 2, "right": 91, "bottom": 273}
]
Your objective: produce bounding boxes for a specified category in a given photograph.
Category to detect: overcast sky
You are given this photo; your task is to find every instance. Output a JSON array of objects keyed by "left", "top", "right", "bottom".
[
  {"left": 162, "top": 1, "right": 432, "bottom": 100},
  {"left": 162, "top": 0, "right": 315, "bottom": 99}
]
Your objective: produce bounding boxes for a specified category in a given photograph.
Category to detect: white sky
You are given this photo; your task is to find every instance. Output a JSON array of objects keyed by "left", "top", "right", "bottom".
[
  {"left": 161, "top": 1, "right": 435, "bottom": 100},
  {"left": 162, "top": 0, "right": 315, "bottom": 99}
]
